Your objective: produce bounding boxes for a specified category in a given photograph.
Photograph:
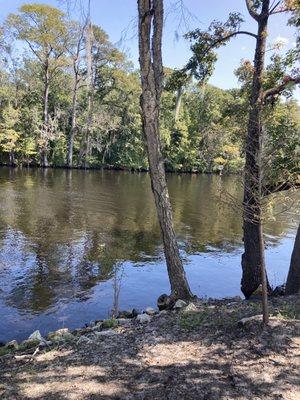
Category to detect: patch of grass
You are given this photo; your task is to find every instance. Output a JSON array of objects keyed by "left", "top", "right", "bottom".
[
  {"left": 178, "top": 311, "right": 207, "bottom": 330},
  {"left": 272, "top": 303, "right": 298, "bottom": 320},
  {"left": 0, "top": 347, "right": 10, "bottom": 356},
  {"left": 102, "top": 318, "right": 118, "bottom": 329}
]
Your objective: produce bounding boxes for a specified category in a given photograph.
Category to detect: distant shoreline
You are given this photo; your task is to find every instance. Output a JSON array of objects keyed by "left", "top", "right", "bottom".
[{"left": 0, "top": 163, "right": 232, "bottom": 175}]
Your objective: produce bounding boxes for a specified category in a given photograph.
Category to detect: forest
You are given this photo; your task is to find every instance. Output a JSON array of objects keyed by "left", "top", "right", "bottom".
[{"left": 0, "top": 1, "right": 299, "bottom": 175}]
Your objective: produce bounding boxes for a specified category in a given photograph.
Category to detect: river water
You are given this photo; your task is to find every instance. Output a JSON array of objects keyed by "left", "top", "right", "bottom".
[{"left": 0, "top": 168, "right": 298, "bottom": 341}]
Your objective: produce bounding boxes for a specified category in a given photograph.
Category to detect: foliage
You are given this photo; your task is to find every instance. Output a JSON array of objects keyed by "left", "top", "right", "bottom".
[{"left": 0, "top": 2, "right": 298, "bottom": 178}]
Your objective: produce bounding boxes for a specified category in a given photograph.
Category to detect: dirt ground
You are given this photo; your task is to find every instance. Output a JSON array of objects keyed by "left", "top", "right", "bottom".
[{"left": 0, "top": 296, "right": 299, "bottom": 400}]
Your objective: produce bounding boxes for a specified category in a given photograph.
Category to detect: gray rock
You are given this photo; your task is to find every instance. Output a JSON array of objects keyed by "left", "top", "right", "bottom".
[
  {"left": 238, "top": 314, "right": 262, "bottom": 327},
  {"left": 117, "top": 318, "right": 132, "bottom": 327},
  {"left": 174, "top": 300, "right": 187, "bottom": 309},
  {"left": 91, "top": 322, "right": 103, "bottom": 331},
  {"left": 5, "top": 340, "right": 18, "bottom": 350},
  {"left": 159, "top": 310, "right": 168, "bottom": 316},
  {"left": 28, "top": 330, "right": 43, "bottom": 342},
  {"left": 145, "top": 307, "right": 156, "bottom": 315},
  {"left": 94, "top": 329, "right": 118, "bottom": 337},
  {"left": 226, "top": 302, "right": 239, "bottom": 308},
  {"left": 136, "top": 313, "right": 151, "bottom": 323},
  {"left": 48, "top": 328, "right": 74, "bottom": 342},
  {"left": 77, "top": 335, "right": 92, "bottom": 345},
  {"left": 182, "top": 303, "right": 198, "bottom": 313},
  {"left": 38, "top": 340, "right": 52, "bottom": 349}
]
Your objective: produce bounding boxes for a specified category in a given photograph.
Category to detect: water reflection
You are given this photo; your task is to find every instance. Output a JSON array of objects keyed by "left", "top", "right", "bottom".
[{"left": 0, "top": 168, "right": 297, "bottom": 341}]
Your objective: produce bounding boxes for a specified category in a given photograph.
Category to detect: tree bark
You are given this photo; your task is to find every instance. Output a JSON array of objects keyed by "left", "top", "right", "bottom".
[
  {"left": 138, "top": 0, "right": 193, "bottom": 300},
  {"left": 241, "top": 0, "right": 271, "bottom": 298},
  {"left": 67, "top": 75, "right": 79, "bottom": 167},
  {"left": 174, "top": 86, "right": 183, "bottom": 122},
  {"left": 286, "top": 223, "right": 300, "bottom": 295},
  {"left": 41, "top": 59, "right": 50, "bottom": 167}
]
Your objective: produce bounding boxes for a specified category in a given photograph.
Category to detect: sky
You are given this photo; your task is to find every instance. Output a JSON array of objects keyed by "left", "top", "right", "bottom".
[{"left": 0, "top": 0, "right": 299, "bottom": 99}]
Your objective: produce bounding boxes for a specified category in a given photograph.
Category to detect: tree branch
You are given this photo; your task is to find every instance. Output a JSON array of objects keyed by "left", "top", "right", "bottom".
[
  {"left": 245, "top": 0, "right": 260, "bottom": 21},
  {"left": 263, "top": 181, "right": 300, "bottom": 196},
  {"left": 24, "top": 39, "right": 43, "bottom": 63},
  {"left": 263, "top": 76, "right": 300, "bottom": 101}
]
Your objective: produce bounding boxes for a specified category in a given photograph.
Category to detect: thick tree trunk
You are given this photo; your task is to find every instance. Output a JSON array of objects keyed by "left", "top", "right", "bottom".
[
  {"left": 241, "top": 0, "right": 270, "bottom": 298},
  {"left": 138, "top": 0, "right": 193, "bottom": 300},
  {"left": 67, "top": 78, "right": 78, "bottom": 168},
  {"left": 286, "top": 223, "right": 300, "bottom": 295}
]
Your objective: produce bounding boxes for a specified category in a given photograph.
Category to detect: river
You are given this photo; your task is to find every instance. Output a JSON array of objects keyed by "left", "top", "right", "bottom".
[{"left": 0, "top": 167, "right": 298, "bottom": 341}]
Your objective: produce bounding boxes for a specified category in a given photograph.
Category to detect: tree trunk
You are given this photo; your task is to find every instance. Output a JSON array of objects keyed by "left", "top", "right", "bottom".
[
  {"left": 174, "top": 86, "right": 183, "bottom": 122},
  {"left": 138, "top": 0, "right": 193, "bottom": 300},
  {"left": 82, "top": 17, "right": 93, "bottom": 168},
  {"left": 241, "top": 0, "right": 270, "bottom": 298},
  {"left": 286, "top": 223, "right": 300, "bottom": 295},
  {"left": 8, "top": 151, "right": 15, "bottom": 166},
  {"left": 41, "top": 60, "right": 50, "bottom": 168},
  {"left": 67, "top": 78, "right": 78, "bottom": 168}
]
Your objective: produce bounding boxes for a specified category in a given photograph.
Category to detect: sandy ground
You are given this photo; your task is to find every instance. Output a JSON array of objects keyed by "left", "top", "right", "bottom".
[{"left": 0, "top": 296, "right": 299, "bottom": 400}]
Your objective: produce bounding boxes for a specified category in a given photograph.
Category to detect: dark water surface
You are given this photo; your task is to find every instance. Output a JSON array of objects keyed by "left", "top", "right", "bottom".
[{"left": 0, "top": 167, "right": 298, "bottom": 342}]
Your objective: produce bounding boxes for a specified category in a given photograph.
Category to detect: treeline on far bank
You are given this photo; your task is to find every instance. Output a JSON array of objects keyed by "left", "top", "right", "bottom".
[{"left": 0, "top": 3, "right": 299, "bottom": 174}]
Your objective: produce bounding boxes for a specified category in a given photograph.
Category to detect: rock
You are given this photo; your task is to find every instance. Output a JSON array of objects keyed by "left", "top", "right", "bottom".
[
  {"left": 136, "top": 313, "right": 151, "bottom": 323},
  {"left": 272, "top": 284, "right": 285, "bottom": 297},
  {"left": 158, "top": 310, "right": 168, "bottom": 316},
  {"left": 91, "top": 322, "right": 103, "bottom": 331},
  {"left": 182, "top": 303, "right": 198, "bottom": 313},
  {"left": 117, "top": 310, "right": 132, "bottom": 319},
  {"left": 174, "top": 300, "right": 187, "bottom": 309},
  {"left": 132, "top": 308, "right": 140, "bottom": 318},
  {"left": 94, "top": 329, "right": 118, "bottom": 337},
  {"left": 157, "top": 294, "right": 175, "bottom": 310},
  {"left": 117, "top": 318, "right": 132, "bottom": 327},
  {"left": 145, "top": 307, "right": 156, "bottom": 316},
  {"left": 77, "top": 335, "right": 92, "bottom": 345},
  {"left": 117, "top": 309, "right": 140, "bottom": 319},
  {"left": 38, "top": 340, "right": 52, "bottom": 349},
  {"left": 226, "top": 302, "right": 239, "bottom": 308},
  {"left": 48, "top": 328, "right": 74, "bottom": 342},
  {"left": 238, "top": 314, "right": 262, "bottom": 327},
  {"left": 28, "top": 330, "right": 43, "bottom": 342},
  {"left": 5, "top": 340, "right": 18, "bottom": 350}
]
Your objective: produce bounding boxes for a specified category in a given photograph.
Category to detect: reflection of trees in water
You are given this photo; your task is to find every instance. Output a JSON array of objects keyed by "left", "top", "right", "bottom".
[{"left": 0, "top": 168, "right": 297, "bottom": 314}]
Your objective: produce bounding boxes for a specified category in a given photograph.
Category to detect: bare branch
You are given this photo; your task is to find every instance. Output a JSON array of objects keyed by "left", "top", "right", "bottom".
[{"left": 245, "top": 0, "right": 260, "bottom": 21}]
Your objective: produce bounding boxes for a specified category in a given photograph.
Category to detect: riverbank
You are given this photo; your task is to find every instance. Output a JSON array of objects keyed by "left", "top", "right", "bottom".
[
  {"left": 1, "top": 295, "right": 299, "bottom": 399},
  {"left": 0, "top": 163, "right": 228, "bottom": 175}
]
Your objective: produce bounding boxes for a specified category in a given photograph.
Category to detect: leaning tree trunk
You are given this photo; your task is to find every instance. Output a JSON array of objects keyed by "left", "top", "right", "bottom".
[
  {"left": 241, "top": 0, "right": 270, "bottom": 299},
  {"left": 285, "top": 223, "right": 300, "bottom": 295},
  {"left": 138, "top": 0, "right": 193, "bottom": 300}
]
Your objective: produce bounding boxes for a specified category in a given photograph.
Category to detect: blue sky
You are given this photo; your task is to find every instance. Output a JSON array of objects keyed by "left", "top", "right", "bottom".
[{"left": 0, "top": 0, "right": 299, "bottom": 99}]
